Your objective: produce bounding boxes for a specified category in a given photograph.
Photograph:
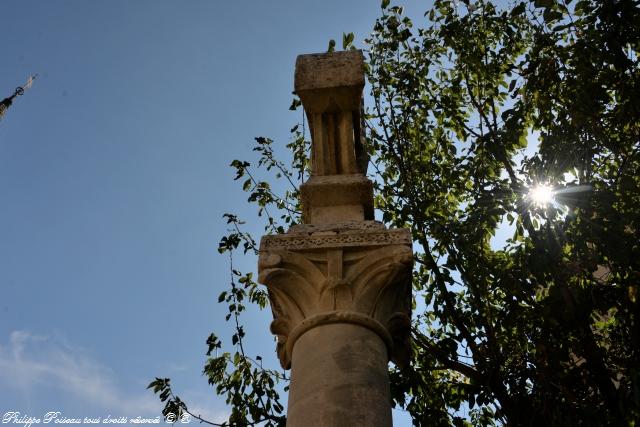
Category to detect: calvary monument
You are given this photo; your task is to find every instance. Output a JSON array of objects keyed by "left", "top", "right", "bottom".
[{"left": 258, "top": 50, "right": 413, "bottom": 427}]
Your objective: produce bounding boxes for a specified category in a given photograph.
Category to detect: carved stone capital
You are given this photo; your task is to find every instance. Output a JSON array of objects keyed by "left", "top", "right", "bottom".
[{"left": 258, "top": 222, "right": 413, "bottom": 369}]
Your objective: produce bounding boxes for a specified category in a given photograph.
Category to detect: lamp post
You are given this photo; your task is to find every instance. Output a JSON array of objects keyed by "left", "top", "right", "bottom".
[{"left": 1, "top": 75, "right": 37, "bottom": 120}]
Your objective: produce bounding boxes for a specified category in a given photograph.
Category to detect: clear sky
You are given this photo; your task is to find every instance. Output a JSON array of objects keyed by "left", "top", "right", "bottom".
[{"left": 0, "top": 1, "right": 427, "bottom": 425}]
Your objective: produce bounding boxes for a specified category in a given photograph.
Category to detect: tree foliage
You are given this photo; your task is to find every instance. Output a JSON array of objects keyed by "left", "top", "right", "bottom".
[{"left": 151, "top": 0, "right": 640, "bottom": 425}]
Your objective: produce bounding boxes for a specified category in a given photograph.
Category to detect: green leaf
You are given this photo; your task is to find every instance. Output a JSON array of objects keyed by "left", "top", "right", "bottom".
[
  {"left": 342, "top": 32, "right": 355, "bottom": 50},
  {"left": 533, "top": 0, "right": 554, "bottom": 8},
  {"left": 511, "top": 2, "right": 526, "bottom": 16},
  {"left": 543, "top": 9, "right": 563, "bottom": 23},
  {"left": 288, "top": 97, "right": 301, "bottom": 111},
  {"left": 327, "top": 39, "right": 336, "bottom": 53},
  {"left": 218, "top": 293, "right": 228, "bottom": 306}
]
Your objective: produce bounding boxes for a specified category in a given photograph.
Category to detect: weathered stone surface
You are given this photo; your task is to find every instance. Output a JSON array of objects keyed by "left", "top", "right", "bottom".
[
  {"left": 287, "top": 323, "right": 392, "bottom": 427},
  {"left": 295, "top": 51, "right": 365, "bottom": 101},
  {"left": 257, "top": 50, "right": 413, "bottom": 427},
  {"left": 300, "top": 174, "right": 374, "bottom": 223},
  {"left": 296, "top": 49, "right": 372, "bottom": 235},
  {"left": 295, "top": 51, "right": 367, "bottom": 177},
  {"left": 260, "top": 221, "right": 410, "bottom": 251}
]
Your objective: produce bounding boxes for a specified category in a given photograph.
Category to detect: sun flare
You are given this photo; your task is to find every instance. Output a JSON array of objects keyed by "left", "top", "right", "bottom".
[{"left": 528, "top": 184, "right": 554, "bottom": 207}]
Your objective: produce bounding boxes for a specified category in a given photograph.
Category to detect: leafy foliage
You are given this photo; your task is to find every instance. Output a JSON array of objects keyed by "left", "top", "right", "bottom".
[{"left": 151, "top": 0, "right": 640, "bottom": 425}]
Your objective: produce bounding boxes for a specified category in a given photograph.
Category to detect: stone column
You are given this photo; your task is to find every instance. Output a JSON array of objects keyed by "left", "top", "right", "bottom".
[{"left": 258, "top": 51, "right": 413, "bottom": 427}]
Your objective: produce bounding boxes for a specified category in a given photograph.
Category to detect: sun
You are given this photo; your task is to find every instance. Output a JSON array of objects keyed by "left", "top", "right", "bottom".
[{"left": 528, "top": 184, "right": 555, "bottom": 207}]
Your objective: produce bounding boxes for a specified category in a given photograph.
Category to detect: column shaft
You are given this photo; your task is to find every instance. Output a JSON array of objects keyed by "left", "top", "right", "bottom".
[{"left": 287, "top": 323, "right": 392, "bottom": 427}]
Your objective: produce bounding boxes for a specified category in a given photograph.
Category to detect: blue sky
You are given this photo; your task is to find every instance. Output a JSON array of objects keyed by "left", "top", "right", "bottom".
[{"left": 0, "top": 0, "right": 429, "bottom": 425}]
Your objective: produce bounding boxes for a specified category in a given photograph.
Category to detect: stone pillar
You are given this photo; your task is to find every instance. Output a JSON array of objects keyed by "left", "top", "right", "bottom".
[{"left": 258, "top": 50, "right": 413, "bottom": 427}]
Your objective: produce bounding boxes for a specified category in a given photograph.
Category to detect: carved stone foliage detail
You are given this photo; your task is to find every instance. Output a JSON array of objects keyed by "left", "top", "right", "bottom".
[
  {"left": 258, "top": 227, "right": 413, "bottom": 369},
  {"left": 260, "top": 226, "right": 411, "bottom": 251}
]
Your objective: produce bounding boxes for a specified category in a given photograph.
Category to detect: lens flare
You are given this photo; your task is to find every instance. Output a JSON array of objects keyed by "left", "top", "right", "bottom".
[{"left": 528, "top": 184, "right": 554, "bottom": 207}]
